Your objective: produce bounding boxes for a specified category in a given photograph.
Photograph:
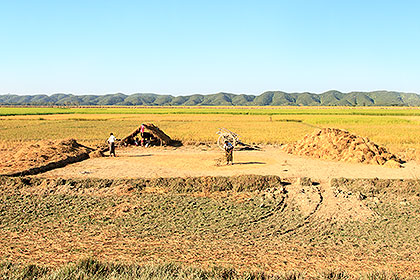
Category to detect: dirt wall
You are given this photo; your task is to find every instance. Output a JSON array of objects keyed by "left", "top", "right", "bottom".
[
  {"left": 0, "top": 175, "right": 288, "bottom": 194},
  {"left": 331, "top": 177, "right": 420, "bottom": 195},
  {"left": 3, "top": 153, "right": 90, "bottom": 177}
]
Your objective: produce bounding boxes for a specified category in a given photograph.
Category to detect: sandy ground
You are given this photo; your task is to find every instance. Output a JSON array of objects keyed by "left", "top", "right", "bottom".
[{"left": 40, "top": 145, "right": 420, "bottom": 180}]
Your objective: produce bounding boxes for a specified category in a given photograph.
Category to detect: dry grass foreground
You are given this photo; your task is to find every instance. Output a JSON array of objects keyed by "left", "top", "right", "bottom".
[
  {"left": 0, "top": 258, "right": 412, "bottom": 280},
  {"left": 1, "top": 175, "right": 420, "bottom": 278}
]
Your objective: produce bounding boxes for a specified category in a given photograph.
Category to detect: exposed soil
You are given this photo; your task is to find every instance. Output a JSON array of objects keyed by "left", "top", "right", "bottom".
[{"left": 38, "top": 145, "right": 420, "bottom": 180}]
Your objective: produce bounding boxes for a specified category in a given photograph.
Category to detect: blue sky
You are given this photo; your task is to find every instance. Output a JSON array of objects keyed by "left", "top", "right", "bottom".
[{"left": 1, "top": 0, "right": 419, "bottom": 95}]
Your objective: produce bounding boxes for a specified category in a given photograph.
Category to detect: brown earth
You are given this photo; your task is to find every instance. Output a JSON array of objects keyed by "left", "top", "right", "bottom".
[
  {"left": 38, "top": 145, "right": 420, "bottom": 181},
  {"left": 282, "top": 128, "right": 403, "bottom": 167}
]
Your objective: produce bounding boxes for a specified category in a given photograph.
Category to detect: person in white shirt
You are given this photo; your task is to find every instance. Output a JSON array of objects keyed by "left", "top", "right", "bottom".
[{"left": 107, "top": 133, "right": 117, "bottom": 157}]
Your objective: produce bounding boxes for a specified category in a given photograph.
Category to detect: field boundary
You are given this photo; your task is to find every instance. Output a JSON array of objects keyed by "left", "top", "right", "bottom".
[
  {"left": 3, "top": 176, "right": 420, "bottom": 192},
  {"left": 0, "top": 175, "right": 289, "bottom": 193}
]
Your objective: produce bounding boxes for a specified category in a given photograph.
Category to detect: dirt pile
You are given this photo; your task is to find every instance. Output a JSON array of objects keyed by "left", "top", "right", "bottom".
[
  {"left": 0, "top": 139, "right": 92, "bottom": 175},
  {"left": 282, "top": 128, "right": 403, "bottom": 167}
]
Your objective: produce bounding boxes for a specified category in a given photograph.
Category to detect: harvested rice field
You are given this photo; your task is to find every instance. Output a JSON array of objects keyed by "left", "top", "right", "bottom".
[{"left": 2, "top": 107, "right": 420, "bottom": 279}]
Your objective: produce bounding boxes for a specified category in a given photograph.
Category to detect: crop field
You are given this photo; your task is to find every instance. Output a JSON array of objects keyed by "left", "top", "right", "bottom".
[
  {"left": 1, "top": 107, "right": 420, "bottom": 157},
  {"left": 2, "top": 106, "right": 420, "bottom": 279}
]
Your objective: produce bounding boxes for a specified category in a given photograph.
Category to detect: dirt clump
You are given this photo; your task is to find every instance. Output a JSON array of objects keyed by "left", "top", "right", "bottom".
[
  {"left": 89, "top": 149, "right": 105, "bottom": 158},
  {"left": 0, "top": 139, "right": 92, "bottom": 175},
  {"left": 282, "top": 128, "right": 403, "bottom": 167}
]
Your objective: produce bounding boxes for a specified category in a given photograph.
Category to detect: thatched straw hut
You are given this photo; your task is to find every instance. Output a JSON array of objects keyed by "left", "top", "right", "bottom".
[{"left": 120, "top": 123, "right": 172, "bottom": 146}]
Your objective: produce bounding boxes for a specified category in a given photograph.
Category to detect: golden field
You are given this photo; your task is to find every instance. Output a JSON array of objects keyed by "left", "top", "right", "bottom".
[{"left": 1, "top": 107, "right": 420, "bottom": 159}]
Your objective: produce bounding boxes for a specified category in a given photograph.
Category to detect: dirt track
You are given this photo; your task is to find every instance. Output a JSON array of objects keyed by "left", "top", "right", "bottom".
[{"left": 39, "top": 145, "right": 420, "bottom": 180}]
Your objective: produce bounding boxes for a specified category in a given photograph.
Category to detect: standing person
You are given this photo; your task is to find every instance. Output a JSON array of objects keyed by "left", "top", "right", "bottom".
[
  {"left": 223, "top": 140, "right": 234, "bottom": 165},
  {"left": 107, "top": 133, "right": 117, "bottom": 157}
]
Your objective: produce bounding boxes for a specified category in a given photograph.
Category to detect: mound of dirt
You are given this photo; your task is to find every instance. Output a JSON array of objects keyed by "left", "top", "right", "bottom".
[
  {"left": 0, "top": 139, "right": 92, "bottom": 175},
  {"left": 89, "top": 149, "right": 105, "bottom": 158},
  {"left": 282, "top": 128, "right": 403, "bottom": 167}
]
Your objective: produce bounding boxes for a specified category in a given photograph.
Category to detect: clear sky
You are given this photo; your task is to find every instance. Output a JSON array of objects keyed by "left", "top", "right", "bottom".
[{"left": 1, "top": 0, "right": 419, "bottom": 95}]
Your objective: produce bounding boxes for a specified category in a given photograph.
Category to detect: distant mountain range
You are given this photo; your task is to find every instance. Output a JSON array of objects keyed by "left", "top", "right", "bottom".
[{"left": 1, "top": 90, "right": 420, "bottom": 106}]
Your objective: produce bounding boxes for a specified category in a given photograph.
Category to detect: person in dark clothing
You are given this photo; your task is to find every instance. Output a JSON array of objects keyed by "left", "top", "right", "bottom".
[{"left": 223, "top": 140, "right": 234, "bottom": 165}]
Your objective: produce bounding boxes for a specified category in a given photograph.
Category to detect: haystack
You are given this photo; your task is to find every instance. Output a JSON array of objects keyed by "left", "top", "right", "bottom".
[
  {"left": 282, "top": 128, "right": 403, "bottom": 168},
  {"left": 120, "top": 123, "right": 172, "bottom": 146},
  {"left": 1, "top": 139, "right": 93, "bottom": 176}
]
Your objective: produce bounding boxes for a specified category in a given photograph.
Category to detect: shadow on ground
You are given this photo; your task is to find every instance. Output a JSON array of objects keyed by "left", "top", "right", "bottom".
[
  {"left": 233, "top": 161, "right": 266, "bottom": 165},
  {"left": 123, "top": 154, "right": 153, "bottom": 158}
]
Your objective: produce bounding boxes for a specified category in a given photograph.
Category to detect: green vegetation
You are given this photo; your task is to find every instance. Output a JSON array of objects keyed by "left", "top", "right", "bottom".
[
  {"left": 1, "top": 90, "right": 420, "bottom": 106},
  {"left": 2, "top": 106, "right": 420, "bottom": 117}
]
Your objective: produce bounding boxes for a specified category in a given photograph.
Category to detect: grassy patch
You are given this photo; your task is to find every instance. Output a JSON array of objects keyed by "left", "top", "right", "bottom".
[
  {"left": 0, "top": 258, "right": 417, "bottom": 279},
  {"left": 1, "top": 177, "right": 420, "bottom": 277},
  {"left": 2, "top": 106, "right": 420, "bottom": 117}
]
